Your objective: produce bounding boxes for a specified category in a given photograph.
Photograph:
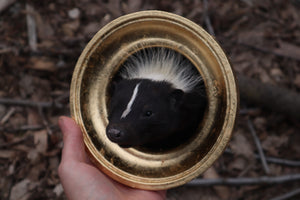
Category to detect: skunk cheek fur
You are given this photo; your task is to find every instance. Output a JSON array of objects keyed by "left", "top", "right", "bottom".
[{"left": 106, "top": 48, "right": 207, "bottom": 148}]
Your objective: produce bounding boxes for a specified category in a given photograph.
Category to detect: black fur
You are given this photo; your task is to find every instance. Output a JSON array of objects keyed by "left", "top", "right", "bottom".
[{"left": 106, "top": 78, "right": 207, "bottom": 148}]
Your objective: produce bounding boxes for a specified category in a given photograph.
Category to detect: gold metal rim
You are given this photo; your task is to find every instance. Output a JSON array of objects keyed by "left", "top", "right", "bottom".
[{"left": 70, "top": 10, "right": 239, "bottom": 190}]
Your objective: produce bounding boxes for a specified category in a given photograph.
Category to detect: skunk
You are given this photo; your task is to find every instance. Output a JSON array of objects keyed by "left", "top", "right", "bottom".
[{"left": 106, "top": 47, "right": 207, "bottom": 148}]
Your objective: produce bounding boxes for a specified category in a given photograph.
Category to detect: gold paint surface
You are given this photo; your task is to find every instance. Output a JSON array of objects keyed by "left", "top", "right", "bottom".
[{"left": 70, "top": 10, "right": 239, "bottom": 190}]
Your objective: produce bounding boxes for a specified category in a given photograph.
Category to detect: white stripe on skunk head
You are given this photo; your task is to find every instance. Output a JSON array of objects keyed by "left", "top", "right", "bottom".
[{"left": 120, "top": 48, "right": 203, "bottom": 92}]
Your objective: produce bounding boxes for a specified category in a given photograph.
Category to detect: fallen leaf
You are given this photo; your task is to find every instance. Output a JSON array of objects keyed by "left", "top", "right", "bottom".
[
  {"left": 274, "top": 40, "right": 300, "bottom": 61},
  {"left": 203, "top": 167, "right": 231, "bottom": 200},
  {"left": 34, "top": 130, "right": 48, "bottom": 154},
  {"left": 270, "top": 68, "right": 285, "bottom": 82},
  {"left": 53, "top": 183, "right": 64, "bottom": 197},
  {"left": 262, "top": 135, "right": 289, "bottom": 156},
  {"left": 0, "top": 150, "right": 16, "bottom": 159},
  {"left": 294, "top": 74, "right": 300, "bottom": 88},
  {"left": 83, "top": 22, "right": 101, "bottom": 37},
  {"left": 228, "top": 156, "right": 248, "bottom": 171},
  {"left": 27, "top": 57, "right": 56, "bottom": 72},
  {"left": 122, "top": 0, "right": 142, "bottom": 13},
  {"left": 62, "top": 20, "right": 80, "bottom": 37},
  {"left": 253, "top": 117, "right": 267, "bottom": 131},
  {"left": 9, "top": 179, "right": 31, "bottom": 200},
  {"left": 27, "top": 108, "right": 41, "bottom": 126},
  {"left": 35, "top": 12, "right": 54, "bottom": 39},
  {"left": 230, "top": 130, "right": 255, "bottom": 160},
  {"left": 68, "top": 8, "right": 81, "bottom": 19}
]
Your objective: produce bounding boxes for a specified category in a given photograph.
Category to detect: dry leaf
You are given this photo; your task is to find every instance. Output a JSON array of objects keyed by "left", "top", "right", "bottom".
[
  {"left": 270, "top": 68, "right": 285, "bottom": 82},
  {"left": 34, "top": 130, "right": 48, "bottom": 154},
  {"left": 62, "top": 20, "right": 80, "bottom": 37},
  {"left": 229, "top": 157, "right": 248, "bottom": 171},
  {"left": 0, "top": 150, "right": 16, "bottom": 159},
  {"left": 274, "top": 40, "right": 300, "bottom": 61},
  {"left": 68, "top": 8, "right": 80, "bottom": 19},
  {"left": 122, "top": 0, "right": 142, "bottom": 13},
  {"left": 35, "top": 12, "right": 54, "bottom": 39},
  {"left": 9, "top": 179, "right": 31, "bottom": 200},
  {"left": 262, "top": 135, "right": 289, "bottom": 156},
  {"left": 253, "top": 117, "right": 266, "bottom": 131},
  {"left": 230, "top": 131, "right": 255, "bottom": 160},
  {"left": 27, "top": 108, "right": 41, "bottom": 126},
  {"left": 28, "top": 57, "right": 56, "bottom": 72},
  {"left": 294, "top": 74, "right": 300, "bottom": 88},
  {"left": 203, "top": 167, "right": 231, "bottom": 200},
  {"left": 84, "top": 22, "right": 101, "bottom": 37},
  {"left": 53, "top": 183, "right": 64, "bottom": 197}
]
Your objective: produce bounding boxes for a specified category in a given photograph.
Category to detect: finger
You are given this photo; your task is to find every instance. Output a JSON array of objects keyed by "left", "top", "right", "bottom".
[{"left": 59, "top": 116, "right": 88, "bottom": 163}]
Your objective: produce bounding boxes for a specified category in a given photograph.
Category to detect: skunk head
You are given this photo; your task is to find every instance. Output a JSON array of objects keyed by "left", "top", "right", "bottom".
[
  {"left": 106, "top": 79, "right": 184, "bottom": 147},
  {"left": 106, "top": 47, "right": 205, "bottom": 147}
]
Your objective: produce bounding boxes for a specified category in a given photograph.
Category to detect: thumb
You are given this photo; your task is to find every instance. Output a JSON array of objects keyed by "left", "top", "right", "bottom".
[{"left": 59, "top": 116, "right": 88, "bottom": 163}]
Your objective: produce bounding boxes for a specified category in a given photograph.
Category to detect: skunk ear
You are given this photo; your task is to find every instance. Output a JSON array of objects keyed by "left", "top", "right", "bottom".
[{"left": 170, "top": 89, "right": 184, "bottom": 109}]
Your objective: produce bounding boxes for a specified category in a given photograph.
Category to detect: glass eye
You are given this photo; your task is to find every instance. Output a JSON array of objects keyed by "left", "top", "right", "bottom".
[{"left": 145, "top": 111, "right": 152, "bottom": 117}]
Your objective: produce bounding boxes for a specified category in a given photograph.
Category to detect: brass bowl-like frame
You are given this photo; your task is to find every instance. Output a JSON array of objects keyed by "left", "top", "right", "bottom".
[{"left": 70, "top": 10, "right": 238, "bottom": 190}]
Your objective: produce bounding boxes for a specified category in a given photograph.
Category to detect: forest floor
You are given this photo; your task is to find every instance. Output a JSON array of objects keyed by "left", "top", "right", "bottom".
[{"left": 0, "top": 0, "right": 299, "bottom": 200}]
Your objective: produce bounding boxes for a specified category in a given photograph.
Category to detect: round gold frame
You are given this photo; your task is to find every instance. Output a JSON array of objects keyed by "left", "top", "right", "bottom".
[{"left": 70, "top": 10, "right": 238, "bottom": 190}]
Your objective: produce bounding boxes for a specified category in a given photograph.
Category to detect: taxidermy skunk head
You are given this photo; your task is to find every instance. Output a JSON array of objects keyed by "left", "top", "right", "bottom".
[{"left": 106, "top": 47, "right": 207, "bottom": 148}]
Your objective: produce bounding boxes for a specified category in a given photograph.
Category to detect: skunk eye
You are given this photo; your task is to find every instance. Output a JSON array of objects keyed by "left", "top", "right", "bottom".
[{"left": 144, "top": 111, "right": 153, "bottom": 117}]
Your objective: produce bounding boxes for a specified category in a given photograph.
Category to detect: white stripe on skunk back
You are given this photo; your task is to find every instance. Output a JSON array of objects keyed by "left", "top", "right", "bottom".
[{"left": 120, "top": 48, "right": 203, "bottom": 92}]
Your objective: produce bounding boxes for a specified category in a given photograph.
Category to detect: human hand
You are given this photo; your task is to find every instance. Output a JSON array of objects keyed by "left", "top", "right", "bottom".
[{"left": 58, "top": 116, "right": 166, "bottom": 200}]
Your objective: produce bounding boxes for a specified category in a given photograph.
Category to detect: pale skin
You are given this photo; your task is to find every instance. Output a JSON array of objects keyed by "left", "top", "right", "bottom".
[{"left": 58, "top": 116, "right": 166, "bottom": 200}]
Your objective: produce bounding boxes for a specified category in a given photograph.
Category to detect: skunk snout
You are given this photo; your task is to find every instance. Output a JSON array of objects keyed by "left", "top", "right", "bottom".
[{"left": 107, "top": 128, "right": 124, "bottom": 141}]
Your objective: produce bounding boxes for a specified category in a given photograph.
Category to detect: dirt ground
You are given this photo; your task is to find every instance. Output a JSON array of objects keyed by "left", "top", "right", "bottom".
[{"left": 0, "top": 0, "right": 299, "bottom": 200}]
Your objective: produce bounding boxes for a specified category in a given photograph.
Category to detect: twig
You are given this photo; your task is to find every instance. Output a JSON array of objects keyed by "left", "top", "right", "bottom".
[
  {"left": 224, "top": 148, "right": 300, "bottom": 167},
  {"left": 186, "top": 6, "right": 202, "bottom": 19},
  {"left": 269, "top": 188, "right": 300, "bottom": 200},
  {"left": 0, "top": 107, "right": 16, "bottom": 125},
  {"left": 186, "top": 174, "right": 300, "bottom": 186},
  {"left": 203, "top": 0, "right": 215, "bottom": 36},
  {"left": 0, "top": 124, "right": 58, "bottom": 133},
  {"left": 238, "top": 75, "right": 300, "bottom": 121},
  {"left": 54, "top": 91, "right": 70, "bottom": 103},
  {"left": 0, "top": 48, "right": 15, "bottom": 54},
  {"left": 0, "top": 0, "right": 16, "bottom": 13},
  {"left": 38, "top": 106, "right": 53, "bottom": 135},
  {"left": 0, "top": 98, "right": 64, "bottom": 109},
  {"left": 0, "top": 134, "right": 30, "bottom": 148},
  {"left": 264, "top": 156, "right": 300, "bottom": 167},
  {"left": 26, "top": 3, "right": 37, "bottom": 51},
  {"left": 238, "top": 42, "right": 300, "bottom": 62},
  {"left": 239, "top": 108, "right": 261, "bottom": 115},
  {"left": 247, "top": 118, "right": 270, "bottom": 174}
]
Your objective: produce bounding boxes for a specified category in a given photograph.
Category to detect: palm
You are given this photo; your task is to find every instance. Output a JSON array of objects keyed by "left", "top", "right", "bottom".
[{"left": 58, "top": 116, "right": 166, "bottom": 200}]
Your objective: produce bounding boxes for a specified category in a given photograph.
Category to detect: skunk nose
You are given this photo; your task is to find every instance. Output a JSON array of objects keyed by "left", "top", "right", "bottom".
[{"left": 107, "top": 128, "right": 124, "bottom": 141}]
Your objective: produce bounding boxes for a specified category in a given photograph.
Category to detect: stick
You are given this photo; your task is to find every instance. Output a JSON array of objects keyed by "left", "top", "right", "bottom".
[
  {"left": 186, "top": 173, "right": 300, "bottom": 186},
  {"left": 264, "top": 156, "right": 300, "bottom": 167},
  {"left": 0, "top": 0, "right": 16, "bottom": 13},
  {"left": 224, "top": 149, "right": 300, "bottom": 167},
  {"left": 239, "top": 41, "right": 300, "bottom": 62},
  {"left": 0, "top": 98, "right": 64, "bottom": 109},
  {"left": 247, "top": 118, "right": 270, "bottom": 174},
  {"left": 0, "top": 124, "right": 58, "bottom": 133},
  {"left": 0, "top": 48, "right": 15, "bottom": 54},
  {"left": 0, "top": 107, "right": 16, "bottom": 125},
  {"left": 269, "top": 188, "right": 300, "bottom": 200},
  {"left": 0, "top": 134, "right": 30, "bottom": 148},
  {"left": 203, "top": 0, "right": 215, "bottom": 37},
  {"left": 237, "top": 75, "right": 300, "bottom": 121},
  {"left": 26, "top": 3, "right": 37, "bottom": 51},
  {"left": 38, "top": 106, "right": 53, "bottom": 135}
]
